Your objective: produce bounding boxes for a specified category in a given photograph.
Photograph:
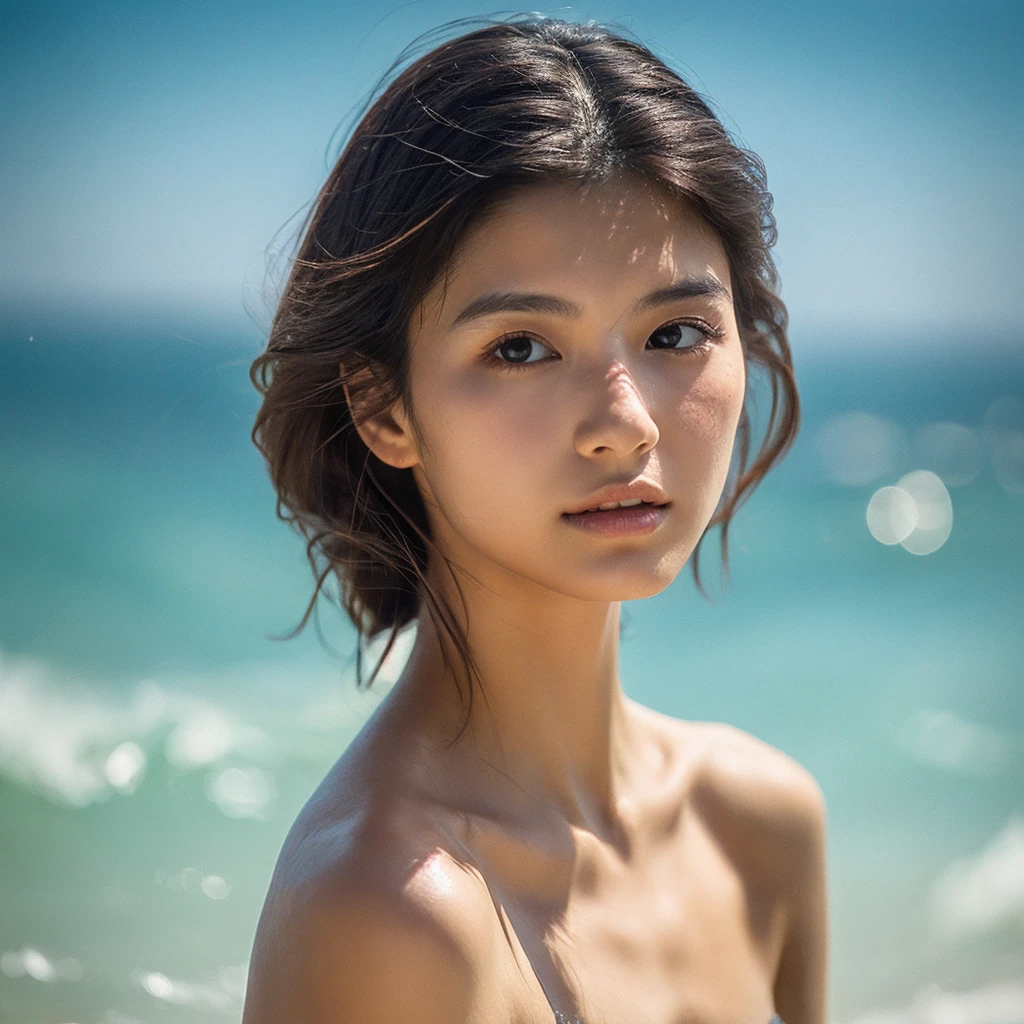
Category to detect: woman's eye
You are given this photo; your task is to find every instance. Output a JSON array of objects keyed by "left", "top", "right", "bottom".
[
  {"left": 488, "top": 321, "right": 720, "bottom": 372},
  {"left": 647, "top": 321, "right": 711, "bottom": 351},
  {"left": 491, "top": 334, "right": 552, "bottom": 367}
]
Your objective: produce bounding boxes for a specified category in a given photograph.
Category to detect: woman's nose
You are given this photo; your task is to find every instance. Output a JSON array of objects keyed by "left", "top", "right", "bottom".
[{"left": 571, "top": 361, "right": 659, "bottom": 458}]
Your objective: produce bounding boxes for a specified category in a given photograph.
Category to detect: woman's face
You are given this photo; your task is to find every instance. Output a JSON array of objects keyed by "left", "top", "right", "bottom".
[{"left": 397, "top": 176, "right": 746, "bottom": 602}]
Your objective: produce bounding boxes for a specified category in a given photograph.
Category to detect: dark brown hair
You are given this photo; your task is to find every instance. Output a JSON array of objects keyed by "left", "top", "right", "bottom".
[{"left": 250, "top": 15, "right": 799, "bottom": 725}]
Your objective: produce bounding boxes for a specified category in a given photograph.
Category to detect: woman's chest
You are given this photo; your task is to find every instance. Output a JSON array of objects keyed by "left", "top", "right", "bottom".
[{"left": 482, "top": 816, "right": 783, "bottom": 1024}]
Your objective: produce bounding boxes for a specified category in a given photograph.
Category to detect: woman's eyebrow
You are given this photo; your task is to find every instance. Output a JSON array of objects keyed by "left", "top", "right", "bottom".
[
  {"left": 449, "top": 274, "right": 732, "bottom": 329},
  {"left": 634, "top": 276, "right": 732, "bottom": 313},
  {"left": 450, "top": 291, "right": 578, "bottom": 327}
]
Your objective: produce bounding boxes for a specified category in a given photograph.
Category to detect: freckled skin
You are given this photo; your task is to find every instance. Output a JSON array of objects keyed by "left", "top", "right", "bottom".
[{"left": 242, "top": 177, "right": 828, "bottom": 1024}]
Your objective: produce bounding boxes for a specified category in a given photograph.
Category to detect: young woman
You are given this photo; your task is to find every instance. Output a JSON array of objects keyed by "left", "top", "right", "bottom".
[{"left": 242, "top": 16, "right": 828, "bottom": 1024}]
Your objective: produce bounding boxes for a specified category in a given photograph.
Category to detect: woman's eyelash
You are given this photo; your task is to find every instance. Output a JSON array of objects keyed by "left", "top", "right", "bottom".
[{"left": 483, "top": 319, "right": 727, "bottom": 372}]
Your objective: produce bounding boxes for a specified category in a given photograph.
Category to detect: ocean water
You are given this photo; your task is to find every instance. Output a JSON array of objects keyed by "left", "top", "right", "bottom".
[{"left": 1, "top": 306, "right": 1022, "bottom": 1024}]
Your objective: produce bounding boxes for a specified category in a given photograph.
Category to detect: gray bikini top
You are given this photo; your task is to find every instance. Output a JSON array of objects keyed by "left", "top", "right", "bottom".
[{"left": 554, "top": 1013, "right": 786, "bottom": 1024}]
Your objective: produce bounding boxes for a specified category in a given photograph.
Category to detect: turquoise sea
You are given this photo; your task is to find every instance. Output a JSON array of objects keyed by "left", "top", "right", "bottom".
[{"left": 1, "top": 305, "right": 1022, "bottom": 1023}]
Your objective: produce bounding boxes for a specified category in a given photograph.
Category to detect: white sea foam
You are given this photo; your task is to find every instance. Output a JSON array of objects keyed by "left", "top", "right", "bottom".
[
  {"left": 0, "top": 628, "right": 410, "bottom": 810},
  {"left": 131, "top": 966, "right": 240, "bottom": 1012},
  {"left": 0, "top": 651, "right": 267, "bottom": 808},
  {"left": 896, "top": 707, "right": 1017, "bottom": 776},
  {"left": 929, "top": 815, "right": 1024, "bottom": 941},
  {"left": 0, "top": 946, "right": 82, "bottom": 982},
  {"left": 842, "top": 980, "right": 1024, "bottom": 1024}
]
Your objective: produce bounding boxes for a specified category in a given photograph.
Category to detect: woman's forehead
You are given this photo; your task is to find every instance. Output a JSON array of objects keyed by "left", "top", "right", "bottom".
[
  {"left": 421, "top": 177, "right": 731, "bottom": 328},
  {"left": 466, "top": 176, "right": 718, "bottom": 254}
]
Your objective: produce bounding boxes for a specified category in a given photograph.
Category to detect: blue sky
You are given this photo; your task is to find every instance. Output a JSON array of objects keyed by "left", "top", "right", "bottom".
[{"left": 2, "top": 0, "right": 1022, "bottom": 346}]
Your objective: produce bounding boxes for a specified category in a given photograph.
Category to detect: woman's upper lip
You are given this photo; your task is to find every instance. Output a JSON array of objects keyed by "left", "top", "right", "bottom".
[{"left": 563, "top": 480, "right": 671, "bottom": 515}]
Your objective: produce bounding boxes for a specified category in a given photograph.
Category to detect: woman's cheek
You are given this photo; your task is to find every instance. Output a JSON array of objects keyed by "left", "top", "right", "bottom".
[
  {"left": 697, "top": 350, "right": 746, "bottom": 438},
  {"left": 676, "top": 377, "right": 735, "bottom": 445},
  {"left": 671, "top": 367, "right": 744, "bottom": 499},
  {"left": 425, "top": 394, "right": 551, "bottom": 517}
]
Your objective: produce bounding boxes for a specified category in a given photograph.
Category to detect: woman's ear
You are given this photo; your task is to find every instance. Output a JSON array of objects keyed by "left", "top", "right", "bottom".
[{"left": 342, "top": 365, "right": 419, "bottom": 470}]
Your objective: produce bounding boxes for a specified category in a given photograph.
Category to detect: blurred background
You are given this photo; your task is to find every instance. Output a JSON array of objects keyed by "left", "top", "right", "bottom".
[{"left": 1, "top": 1, "right": 1022, "bottom": 1022}]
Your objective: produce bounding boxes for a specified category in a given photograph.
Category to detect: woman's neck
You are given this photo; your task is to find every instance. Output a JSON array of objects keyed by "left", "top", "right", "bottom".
[{"left": 390, "top": 583, "right": 645, "bottom": 845}]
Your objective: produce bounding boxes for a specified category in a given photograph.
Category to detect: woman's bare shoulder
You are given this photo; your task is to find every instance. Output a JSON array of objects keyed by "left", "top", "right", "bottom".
[
  {"left": 683, "top": 718, "right": 826, "bottom": 878},
  {"left": 633, "top": 706, "right": 825, "bottom": 867},
  {"left": 241, "top": 774, "right": 497, "bottom": 1023},
  {"left": 688, "top": 722, "right": 829, "bottom": 1022},
  {"left": 693, "top": 721, "right": 825, "bottom": 821}
]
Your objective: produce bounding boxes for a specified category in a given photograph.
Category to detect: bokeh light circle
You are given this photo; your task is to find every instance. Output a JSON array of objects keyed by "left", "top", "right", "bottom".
[
  {"left": 983, "top": 396, "right": 1024, "bottom": 495},
  {"left": 896, "top": 470, "right": 953, "bottom": 555},
  {"left": 201, "top": 874, "right": 230, "bottom": 900},
  {"left": 867, "top": 486, "right": 918, "bottom": 544},
  {"left": 912, "top": 421, "right": 985, "bottom": 487},
  {"left": 205, "top": 765, "right": 276, "bottom": 819},
  {"left": 816, "top": 411, "right": 907, "bottom": 486},
  {"left": 105, "top": 741, "right": 147, "bottom": 794}
]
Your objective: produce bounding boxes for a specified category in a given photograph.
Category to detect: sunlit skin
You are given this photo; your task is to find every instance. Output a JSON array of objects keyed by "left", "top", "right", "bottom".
[
  {"left": 242, "top": 177, "right": 828, "bottom": 1024},
  {"left": 372, "top": 175, "right": 746, "bottom": 827}
]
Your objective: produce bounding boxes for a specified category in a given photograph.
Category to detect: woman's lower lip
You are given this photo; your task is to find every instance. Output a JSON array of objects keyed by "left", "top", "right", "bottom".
[{"left": 560, "top": 504, "right": 669, "bottom": 536}]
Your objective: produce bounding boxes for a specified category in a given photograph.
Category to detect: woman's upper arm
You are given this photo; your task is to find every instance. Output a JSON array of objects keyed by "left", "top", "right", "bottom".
[
  {"left": 771, "top": 773, "right": 829, "bottom": 1024},
  {"left": 241, "top": 862, "right": 479, "bottom": 1024}
]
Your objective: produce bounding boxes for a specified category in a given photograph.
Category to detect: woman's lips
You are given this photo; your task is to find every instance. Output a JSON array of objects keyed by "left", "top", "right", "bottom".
[{"left": 560, "top": 503, "right": 669, "bottom": 536}]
